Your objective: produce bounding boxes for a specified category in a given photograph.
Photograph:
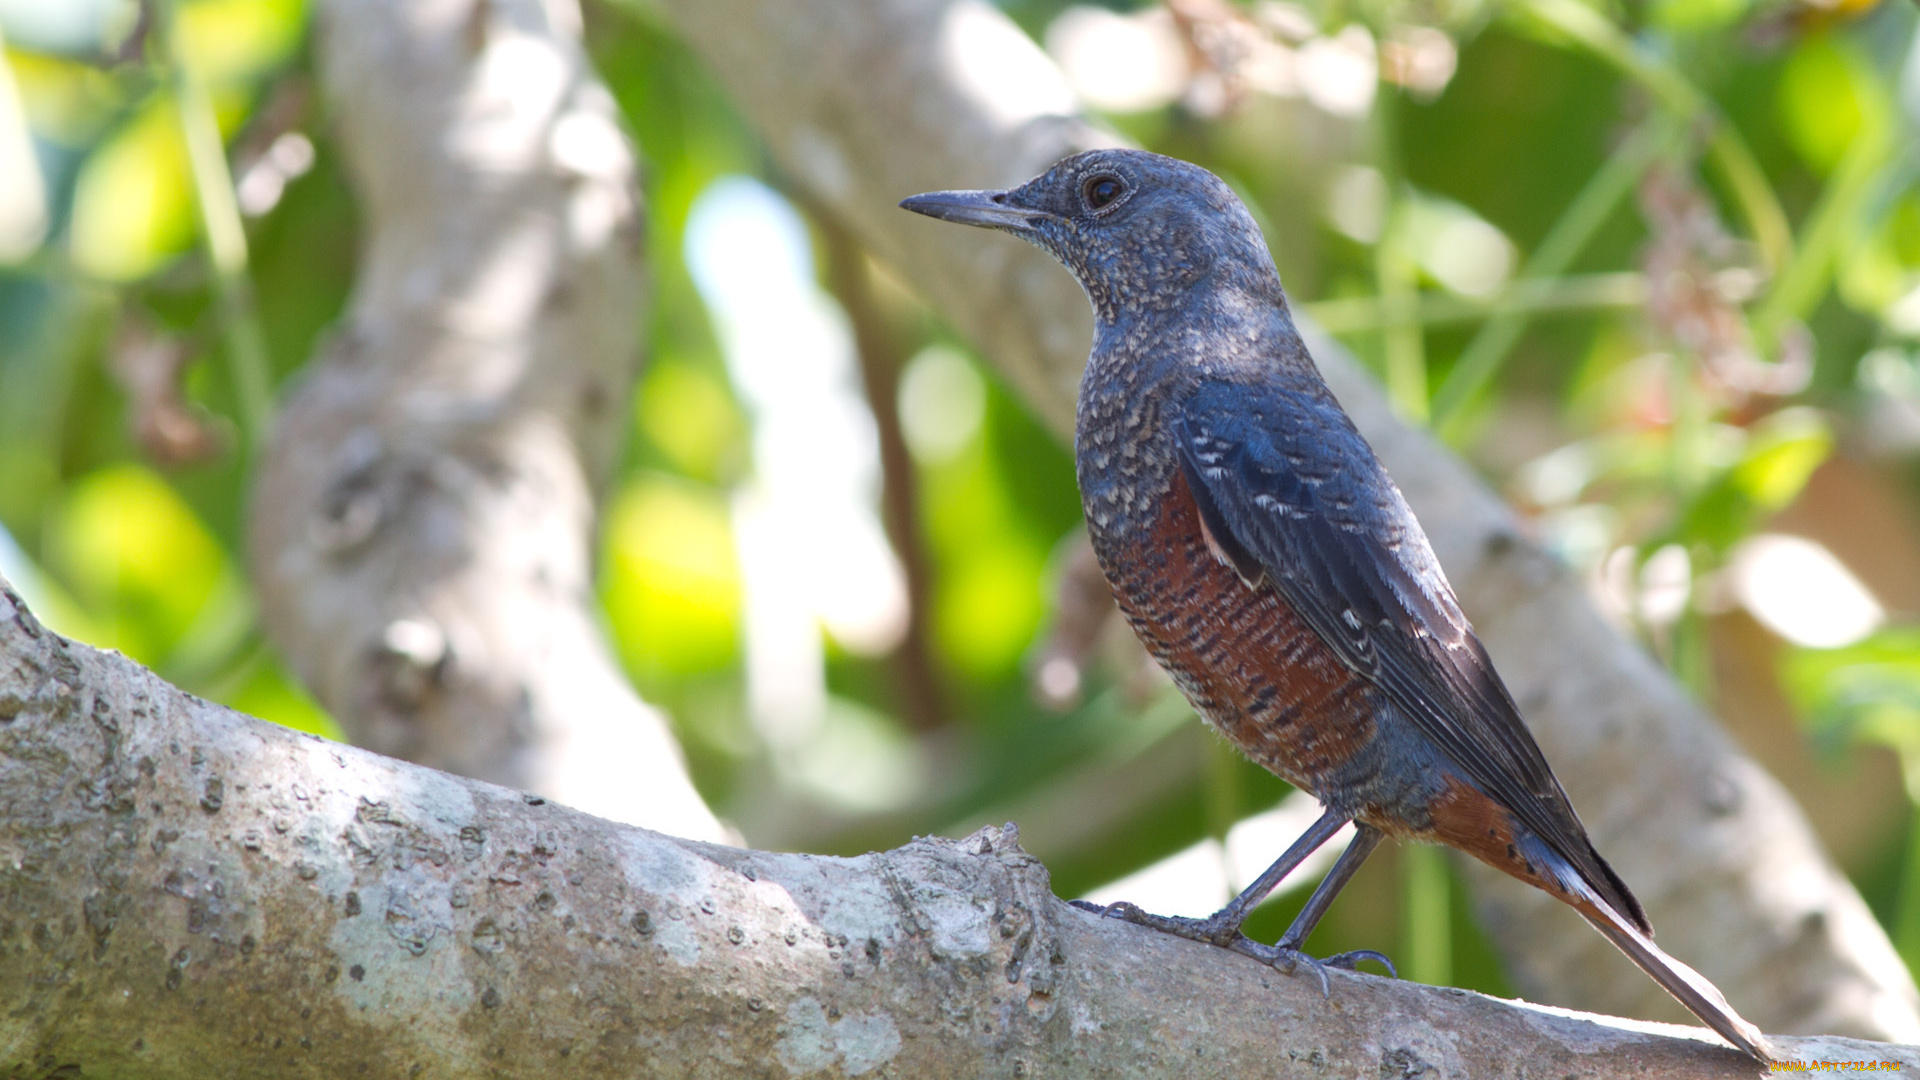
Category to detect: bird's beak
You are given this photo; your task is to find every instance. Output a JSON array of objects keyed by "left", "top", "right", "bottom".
[{"left": 898, "top": 188, "right": 1050, "bottom": 232}]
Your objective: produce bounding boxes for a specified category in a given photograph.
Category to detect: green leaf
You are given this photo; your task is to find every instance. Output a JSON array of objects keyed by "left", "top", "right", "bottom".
[
  {"left": 1776, "top": 34, "right": 1888, "bottom": 176},
  {"left": 1668, "top": 409, "right": 1831, "bottom": 556},
  {"left": 600, "top": 476, "right": 741, "bottom": 679},
  {"left": 1728, "top": 407, "right": 1832, "bottom": 512},
  {"left": 47, "top": 463, "right": 233, "bottom": 663},
  {"left": 1784, "top": 630, "right": 1920, "bottom": 793},
  {"left": 68, "top": 92, "right": 195, "bottom": 281},
  {"left": 1646, "top": 0, "right": 1749, "bottom": 35}
]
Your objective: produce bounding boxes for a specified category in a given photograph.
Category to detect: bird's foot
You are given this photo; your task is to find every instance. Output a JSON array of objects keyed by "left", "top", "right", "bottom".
[
  {"left": 1067, "top": 899, "right": 1244, "bottom": 947},
  {"left": 1230, "top": 940, "right": 1397, "bottom": 997},
  {"left": 1069, "top": 899, "right": 1396, "bottom": 993}
]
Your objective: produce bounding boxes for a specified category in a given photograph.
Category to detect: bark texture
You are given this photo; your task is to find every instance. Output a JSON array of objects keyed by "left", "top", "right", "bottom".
[
  {"left": 648, "top": 0, "right": 1920, "bottom": 1040},
  {"left": 1, "top": 578, "right": 1908, "bottom": 1078},
  {"left": 249, "top": 0, "right": 722, "bottom": 841}
]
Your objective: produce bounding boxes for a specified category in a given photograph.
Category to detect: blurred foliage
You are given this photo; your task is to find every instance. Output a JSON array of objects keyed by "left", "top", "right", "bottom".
[
  {"left": 3, "top": 0, "right": 1920, "bottom": 1007},
  {"left": 1787, "top": 629, "right": 1920, "bottom": 971}
]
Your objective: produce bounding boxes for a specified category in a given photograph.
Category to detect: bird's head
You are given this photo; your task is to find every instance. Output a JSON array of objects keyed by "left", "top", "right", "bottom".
[{"left": 900, "top": 149, "right": 1283, "bottom": 326}]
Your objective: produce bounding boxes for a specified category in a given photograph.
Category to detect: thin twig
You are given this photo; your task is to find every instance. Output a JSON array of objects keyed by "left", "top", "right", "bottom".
[
  {"left": 1750, "top": 116, "right": 1900, "bottom": 350},
  {"left": 1372, "top": 86, "right": 1428, "bottom": 424},
  {"left": 1512, "top": 0, "right": 1792, "bottom": 274},
  {"left": 162, "top": 0, "right": 275, "bottom": 453},
  {"left": 1303, "top": 272, "right": 1650, "bottom": 334},
  {"left": 1431, "top": 114, "right": 1687, "bottom": 437},
  {"left": 816, "top": 211, "right": 949, "bottom": 733}
]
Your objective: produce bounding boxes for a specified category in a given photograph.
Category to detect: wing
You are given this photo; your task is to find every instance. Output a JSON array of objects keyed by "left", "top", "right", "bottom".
[{"left": 1174, "top": 377, "right": 1647, "bottom": 931}]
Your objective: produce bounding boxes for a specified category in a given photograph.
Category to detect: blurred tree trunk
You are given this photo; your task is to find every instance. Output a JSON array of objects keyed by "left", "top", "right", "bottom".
[
  {"left": 645, "top": 0, "right": 1920, "bottom": 1041},
  {"left": 5, "top": 578, "right": 1911, "bottom": 1076},
  {"left": 248, "top": 0, "right": 723, "bottom": 842}
]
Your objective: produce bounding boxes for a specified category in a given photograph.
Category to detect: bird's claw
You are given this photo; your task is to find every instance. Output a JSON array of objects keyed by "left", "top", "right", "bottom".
[
  {"left": 1072, "top": 897, "right": 1396, "bottom": 995},
  {"left": 1286, "top": 950, "right": 1336, "bottom": 998},
  {"left": 1225, "top": 938, "right": 1337, "bottom": 995},
  {"left": 1229, "top": 942, "right": 1392, "bottom": 995},
  {"left": 1069, "top": 898, "right": 1150, "bottom": 922},
  {"left": 1321, "top": 948, "right": 1396, "bottom": 977},
  {"left": 1070, "top": 900, "right": 1243, "bottom": 946}
]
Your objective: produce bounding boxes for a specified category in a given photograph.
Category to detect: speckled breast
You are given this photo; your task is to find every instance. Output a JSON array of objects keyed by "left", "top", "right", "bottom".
[{"left": 1086, "top": 466, "right": 1384, "bottom": 806}]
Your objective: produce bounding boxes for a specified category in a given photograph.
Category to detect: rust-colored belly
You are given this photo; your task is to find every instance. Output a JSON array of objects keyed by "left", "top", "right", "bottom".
[{"left": 1092, "top": 468, "right": 1377, "bottom": 799}]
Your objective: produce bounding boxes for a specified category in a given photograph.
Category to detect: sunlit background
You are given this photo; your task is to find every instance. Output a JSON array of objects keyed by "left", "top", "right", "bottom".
[{"left": 3, "top": 0, "right": 1920, "bottom": 1001}]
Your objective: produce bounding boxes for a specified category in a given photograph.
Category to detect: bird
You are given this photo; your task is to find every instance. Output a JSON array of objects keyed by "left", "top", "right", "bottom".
[{"left": 900, "top": 148, "right": 1774, "bottom": 1064}]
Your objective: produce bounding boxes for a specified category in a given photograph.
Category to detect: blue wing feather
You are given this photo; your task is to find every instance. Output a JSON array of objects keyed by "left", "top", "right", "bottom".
[{"left": 1174, "top": 377, "right": 1648, "bottom": 933}]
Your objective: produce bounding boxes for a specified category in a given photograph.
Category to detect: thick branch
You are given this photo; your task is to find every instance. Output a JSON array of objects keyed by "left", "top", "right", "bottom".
[
  {"left": 248, "top": 0, "right": 721, "bottom": 840},
  {"left": 648, "top": 0, "right": 1920, "bottom": 1039},
  {"left": 0, "top": 578, "right": 1902, "bottom": 1077}
]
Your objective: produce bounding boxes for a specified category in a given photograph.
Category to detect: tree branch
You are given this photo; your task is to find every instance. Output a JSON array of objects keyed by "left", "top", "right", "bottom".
[
  {"left": 0, "top": 576, "right": 1902, "bottom": 1076},
  {"left": 818, "top": 214, "right": 948, "bottom": 733},
  {"left": 645, "top": 0, "right": 1920, "bottom": 1039},
  {"left": 248, "top": 0, "right": 723, "bottom": 840}
]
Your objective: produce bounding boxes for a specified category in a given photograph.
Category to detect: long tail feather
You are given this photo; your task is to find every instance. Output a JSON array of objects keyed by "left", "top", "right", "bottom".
[{"left": 1573, "top": 895, "right": 1776, "bottom": 1064}]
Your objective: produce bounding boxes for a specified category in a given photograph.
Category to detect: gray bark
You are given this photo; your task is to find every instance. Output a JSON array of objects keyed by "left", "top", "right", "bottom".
[
  {"left": 647, "top": 0, "right": 1920, "bottom": 1040},
  {"left": 249, "top": 0, "right": 724, "bottom": 842},
  {"left": 1, "top": 577, "right": 1907, "bottom": 1077}
]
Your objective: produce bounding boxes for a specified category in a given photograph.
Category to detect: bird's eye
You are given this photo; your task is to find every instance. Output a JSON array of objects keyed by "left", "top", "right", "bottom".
[{"left": 1083, "top": 174, "right": 1125, "bottom": 210}]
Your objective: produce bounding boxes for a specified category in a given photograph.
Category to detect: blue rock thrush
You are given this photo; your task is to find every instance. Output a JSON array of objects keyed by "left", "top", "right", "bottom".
[{"left": 901, "top": 148, "right": 1772, "bottom": 1063}]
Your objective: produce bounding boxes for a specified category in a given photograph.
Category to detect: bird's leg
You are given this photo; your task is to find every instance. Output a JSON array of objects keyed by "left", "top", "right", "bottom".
[
  {"left": 1220, "top": 824, "right": 1392, "bottom": 993},
  {"left": 1075, "top": 815, "right": 1398, "bottom": 991},
  {"left": 1070, "top": 808, "right": 1348, "bottom": 945},
  {"left": 1273, "top": 823, "right": 1392, "bottom": 964}
]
